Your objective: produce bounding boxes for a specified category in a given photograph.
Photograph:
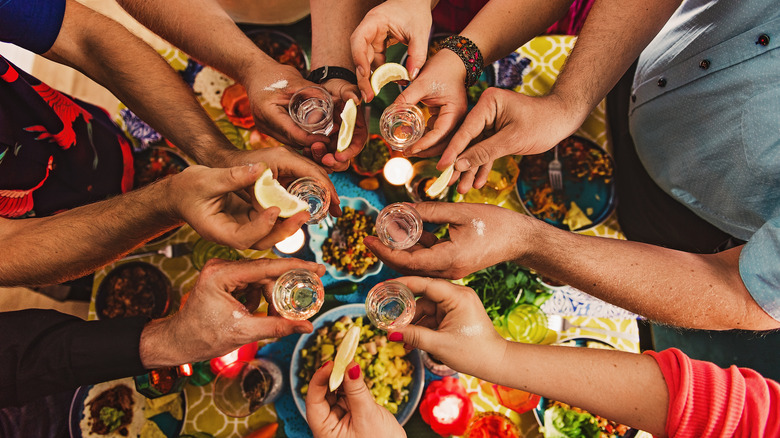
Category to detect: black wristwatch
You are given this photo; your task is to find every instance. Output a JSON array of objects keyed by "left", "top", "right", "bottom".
[{"left": 307, "top": 66, "right": 358, "bottom": 85}]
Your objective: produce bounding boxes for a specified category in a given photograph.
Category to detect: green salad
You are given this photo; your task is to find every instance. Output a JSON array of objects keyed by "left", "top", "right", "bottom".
[{"left": 461, "top": 261, "right": 552, "bottom": 322}]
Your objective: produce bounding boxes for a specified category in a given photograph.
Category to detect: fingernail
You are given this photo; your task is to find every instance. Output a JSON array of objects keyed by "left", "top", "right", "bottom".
[
  {"left": 455, "top": 158, "right": 470, "bottom": 172},
  {"left": 411, "top": 68, "right": 420, "bottom": 80},
  {"left": 357, "top": 65, "right": 366, "bottom": 78},
  {"left": 361, "top": 91, "right": 367, "bottom": 103},
  {"left": 348, "top": 364, "right": 361, "bottom": 380},
  {"left": 388, "top": 332, "right": 403, "bottom": 342},
  {"left": 320, "top": 360, "right": 332, "bottom": 369}
]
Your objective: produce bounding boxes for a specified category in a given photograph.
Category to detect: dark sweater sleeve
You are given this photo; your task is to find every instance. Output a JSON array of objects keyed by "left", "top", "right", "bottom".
[
  {"left": 0, "top": 309, "right": 148, "bottom": 407},
  {"left": 0, "top": 0, "right": 66, "bottom": 54}
]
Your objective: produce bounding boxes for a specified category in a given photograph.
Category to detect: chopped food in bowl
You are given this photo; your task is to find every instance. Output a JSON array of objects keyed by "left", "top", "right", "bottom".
[{"left": 96, "top": 262, "right": 172, "bottom": 320}]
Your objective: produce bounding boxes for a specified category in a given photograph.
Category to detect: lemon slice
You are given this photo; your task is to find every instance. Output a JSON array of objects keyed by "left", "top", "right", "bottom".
[
  {"left": 329, "top": 325, "right": 361, "bottom": 391},
  {"left": 425, "top": 164, "right": 454, "bottom": 198},
  {"left": 370, "top": 62, "right": 410, "bottom": 96},
  {"left": 253, "top": 168, "right": 308, "bottom": 217},
  {"left": 336, "top": 99, "right": 358, "bottom": 152}
]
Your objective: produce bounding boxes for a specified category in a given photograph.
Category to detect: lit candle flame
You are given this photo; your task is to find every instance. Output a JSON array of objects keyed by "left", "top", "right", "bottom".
[
  {"left": 274, "top": 228, "right": 306, "bottom": 254},
  {"left": 383, "top": 157, "right": 413, "bottom": 185}
]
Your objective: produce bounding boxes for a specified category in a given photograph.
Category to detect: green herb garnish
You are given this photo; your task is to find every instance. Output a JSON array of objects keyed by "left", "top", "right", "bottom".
[
  {"left": 462, "top": 262, "right": 552, "bottom": 322},
  {"left": 99, "top": 406, "right": 125, "bottom": 433}
]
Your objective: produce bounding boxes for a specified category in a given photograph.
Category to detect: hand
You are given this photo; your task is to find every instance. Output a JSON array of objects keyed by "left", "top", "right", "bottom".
[
  {"left": 441, "top": 88, "right": 578, "bottom": 193},
  {"left": 141, "top": 258, "right": 325, "bottom": 367},
  {"left": 244, "top": 64, "right": 331, "bottom": 149},
  {"left": 364, "top": 202, "right": 527, "bottom": 279},
  {"left": 350, "top": 0, "right": 433, "bottom": 102},
  {"left": 306, "top": 360, "right": 405, "bottom": 438},
  {"left": 169, "top": 163, "right": 309, "bottom": 251},
  {"left": 390, "top": 277, "right": 507, "bottom": 380},
  {"left": 309, "top": 78, "right": 368, "bottom": 172},
  {"left": 216, "top": 146, "right": 342, "bottom": 217},
  {"left": 395, "top": 49, "right": 468, "bottom": 161}
]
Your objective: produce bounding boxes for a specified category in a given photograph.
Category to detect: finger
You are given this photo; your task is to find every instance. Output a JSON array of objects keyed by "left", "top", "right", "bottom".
[
  {"left": 457, "top": 167, "right": 477, "bottom": 194},
  {"left": 473, "top": 161, "right": 494, "bottom": 189},
  {"left": 364, "top": 235, "right": 456, "bottom": 275},
  {"left": 339, "top": 361, "right": 379, "bottom": 418},
  {"left": 416, "top": 230, "right": 439, "bottom": 248},
  {"left": 407, "top": 108, "right": 464, "bottom": 156},
  {"left": 249, "top": 211, "right": 310, "bottom": 250},
  {"left": 311, "top": 142, "right": 329, "bottom": 165},
  {"left": 207, "top": 257, "right": 325, "bottom": 291},
  {"left": 409, "top": 201, "right": 469, "bottom": 224},
  {"left": 306, "top": 361, "right": 336, "bottom": 423},
  {"left": 243, "top": 314, "right": 313, "bottom": 339},
  {"left": 405, "top": 37, "right": 428, "bottom": 80},
  {"left": 391, "top": 276, "right": 462, "bottom": 304},
  {"left": 440, "top": 99, "right": 497, "bottom": 170},
  {"left": 268, "top": 110, "right": 331, "bottom": 148}
]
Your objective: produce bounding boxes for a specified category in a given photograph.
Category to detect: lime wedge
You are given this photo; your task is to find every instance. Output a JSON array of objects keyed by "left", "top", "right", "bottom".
[
  {"left": 253, "top": 168, "right": 308, "bottom": 217},
  {"left": 370, "top": 63, "right": 410, "bottom": 96},
  {"left": 329, "top": 325, "right": 361, "bottom": 391},
  {"left": 426, "top": 164, "right": 454, "bottom": 198},
  {"left": 337, "top": 99, "right": 357, "bottom": 152}
]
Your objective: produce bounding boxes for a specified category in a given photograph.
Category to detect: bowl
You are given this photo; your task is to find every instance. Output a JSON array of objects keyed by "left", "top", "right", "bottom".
[
  {"left": 290, "top": 304, "right": 425, "bottom": 426},
  {"left": 307, "top": 197, "right": 383, "bottom": 282},
  {"left": 516, "top": 135, "right": 616, "bottom": 232},
  {"left": 244, "top": 29, "right": 309, "bottom": 75},
  {"left": 352, "top": 135, "right": 393, "bottom": 177},
  {"left": 96, "top": 262, "right": 172, "bottom": 320}
]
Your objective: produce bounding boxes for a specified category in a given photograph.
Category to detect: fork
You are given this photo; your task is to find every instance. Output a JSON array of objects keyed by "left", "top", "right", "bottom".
[
  {"left": 548, "top": 144, "right": 563, "bottom": 190},
  {"left": 547, "top": 314, "right": 636, "bottom": 341},
  {"left": 123, "top": 242, "right": 193, "bottom": 260}
]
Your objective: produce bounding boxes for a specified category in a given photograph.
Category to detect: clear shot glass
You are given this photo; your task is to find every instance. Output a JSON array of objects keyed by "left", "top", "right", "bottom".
[
  {"left": 379, "top": 103, "right": 425, "bottom": 151},
  {"left": 272, "top": 268, "right": 325, "bottom": 320},
  {"left": 212, "top": 358, "right": 283, "bottom": 417},
  {"left": 375, "top": 203, "right": 422, "bottom": 250},
  {"left": 288, "top": 86, "right": 334, "bottom": 135},
  {"left": 365, "top": 280, "right": 416, "bottom": 331},
  {"left": 287, "top": 177, "right": 331, "bottom": 224}
]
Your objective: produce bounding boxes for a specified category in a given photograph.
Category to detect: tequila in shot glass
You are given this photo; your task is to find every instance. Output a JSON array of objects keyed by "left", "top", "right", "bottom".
[
  {"left": 379, "top": 103, "right": 425, "bottom": 151},
  {"left": 272, "top": 268, "right": 325, "bottom": 320},
  {"left": 375, "top": 203, "right": 422, "bottom": 250},
  {"left": 287, "top": 177, "right": 331, "bottom": 224},
  {"left": 288, "top": 86, "right": 334, "bottom": 135},
  {"left": 365, "top": 280, "right": 416, "bottom": 331}
]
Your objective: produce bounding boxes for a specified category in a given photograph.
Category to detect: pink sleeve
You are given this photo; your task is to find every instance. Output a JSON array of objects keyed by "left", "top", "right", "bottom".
[{"left": 645, "top": 348, "right": 780, "bottom": 438}]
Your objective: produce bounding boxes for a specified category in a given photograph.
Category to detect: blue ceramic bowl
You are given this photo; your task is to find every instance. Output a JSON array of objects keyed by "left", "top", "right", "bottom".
[
  {"left": 307, "top": 197, "right": 383, "bottom": 282},
  {"left": 290, "top": 304, "right": 424, "bottom": 426}
]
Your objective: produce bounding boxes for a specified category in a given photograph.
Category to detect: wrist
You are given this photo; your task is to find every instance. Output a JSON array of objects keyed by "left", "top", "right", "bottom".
[
  {"left": 440, "top": 35, "right": 484, "bottom": 87},
  {"left": 139, "top": 318, "right": 181, "bottom": 368}
]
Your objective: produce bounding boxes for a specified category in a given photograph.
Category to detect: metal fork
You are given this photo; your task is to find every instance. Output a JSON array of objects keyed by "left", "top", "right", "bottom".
[
  {"left": 123, "top": 242, "right": 193, "bottom": 260},
  {"left": 548, "top": 144, "right": 563, "bottom": 190},
  {"left": 547, "top": 314, "right": 636, "bottom": 341}
]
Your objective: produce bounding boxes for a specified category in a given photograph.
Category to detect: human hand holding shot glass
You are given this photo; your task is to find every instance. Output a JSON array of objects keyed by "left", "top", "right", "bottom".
[
  {"left": 287, "top": 177, "right": 331, "bottom": 224},
  {"left": 376, "top": 203, "right": 423, "bottom": 250},
  {"left": 380, "top": 103, "right": 425, "bottom": 151},
  {"left": 365, "top": 280, "right": 416, "bottom": 331},
  {"left": 288, "top": 86, "right": 335, "bottom": 136},
  {"left": 272, "top": 268, "right": 325, "bottom": 320}
]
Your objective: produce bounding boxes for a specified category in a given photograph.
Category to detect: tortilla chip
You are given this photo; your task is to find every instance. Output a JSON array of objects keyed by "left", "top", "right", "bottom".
[
  {"left": 140, "top": 420, "right": 167, "bottom": 438},
  {"left": 562, "top": 202, "right": 592, "bottom": 230},
  {"left": 144, "top": 393, "right": 183, "bottom": 420}
]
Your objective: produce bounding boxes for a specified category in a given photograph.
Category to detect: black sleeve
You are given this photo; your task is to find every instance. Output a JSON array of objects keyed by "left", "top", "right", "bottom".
[
  {"left": 0, "top": 0, "right": 66, "bottom": 54},
  {"left": 0, "top": 309, "right": 148, "bottom": 407}
]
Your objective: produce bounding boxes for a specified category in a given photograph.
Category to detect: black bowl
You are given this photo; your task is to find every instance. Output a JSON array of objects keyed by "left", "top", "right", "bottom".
[{"left": 96, "top": 262, "right": 172, "bottom": 320}]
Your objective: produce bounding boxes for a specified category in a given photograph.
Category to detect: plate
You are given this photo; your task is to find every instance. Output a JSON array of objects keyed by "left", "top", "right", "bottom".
[
  {"left": 289, "top": 304, "right": 425, "bottom": 426},
  {"left": 69, "top": 378, "right": 185, "bottom": 438},
  {"left": 516, "top": 135, "right": 616, "bottom": 231},
  {"left": 95, "top": 261, "right": 172, "bottom": 320},
  {"left": 307, "top": 197, "right": 383, "bottom": 282},
  {"left": 244, "top": 29, "right": 309, "bottom": 75}
]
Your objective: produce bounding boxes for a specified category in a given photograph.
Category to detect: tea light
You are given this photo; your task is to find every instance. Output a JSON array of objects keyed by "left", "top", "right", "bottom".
[
  {"left": 274, "top": 229, "right": 306, "bottom": 255},
  {"left": 209, "top": 341, "right": 258, "bottom": 375},
  {"left": 419, "top": 376, "right": 474, "bottom": 436},
  {"left": 383, "top": 157, "right": 413, "bottom": 185}
]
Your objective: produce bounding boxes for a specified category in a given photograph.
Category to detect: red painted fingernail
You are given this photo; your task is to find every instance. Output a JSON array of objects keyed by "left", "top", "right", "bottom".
[
  {"left": 320, "top": 360, "right": 332, "bottom": 370},
  {"left": 348, "top": 364, "right": 361, "bottom": 380},
  {"left": 389, "top": 332, "right": 403, "bottom": 342}
]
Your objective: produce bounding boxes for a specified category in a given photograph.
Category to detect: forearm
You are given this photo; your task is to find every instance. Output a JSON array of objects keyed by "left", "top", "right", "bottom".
[
  {"left": 515, "top": 219, "right": 779, "bottom": 330},
  {"left": 461, "top": 0, "right": 572, "bottom": 64},
  {"left": 311, "top": 0, "right": 380, "bottom": 70},
  {"left": 46, "top": 0, "right": 238, "bottom": 167},
  {"left": 491, "top": 341, "right": 668, "bottom": 436},
  {"left": 0, "top": 179, "right": 181, "bottom": 287},
  {"left": 550, "top": 0, "right": 682, "bottom": 119}
]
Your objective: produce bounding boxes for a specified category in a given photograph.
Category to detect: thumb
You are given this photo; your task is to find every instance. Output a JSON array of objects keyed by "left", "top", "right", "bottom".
[
  {"left": 391, "top": 323, "right": 437, "bottom": 353},
  {"left": 340, "top": 361, "right": 379, "bottom": 416},
  {"left": 453, "top": 134, "right": 507, "bottom": 173},
  {"left": 245, "top": 315, "right": 312, "bottom": 340},
  {"left": 219, "top": 162, "right": 267, "bottom": 193}
]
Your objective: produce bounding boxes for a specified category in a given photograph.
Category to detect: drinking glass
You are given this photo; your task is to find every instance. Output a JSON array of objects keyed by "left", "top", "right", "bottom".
[
  {"left": 288, "top": 86, "right": 334, "bottom": 135},
  {"left": 365, "top": 281, "right": 416, "bottom": 331},
  {"left": 212, "top": 359, "right": 283, "bottom": 417},
  {"left": 405, "top": 159, "right": 450, "bottom": 202},
  {"left": 287, "top": 177, "right": 331, "bottom": 224},
  {"left": 272, "top": 269, "right": 325, "bottom": 320},
  {"left": 379, "top": 103, "right": 425, "bottom": 151},
  {"left": 375, "top": 203, "right": 422, "bottom": 250},
  {"left": 504, "top": 304, "right": 548, "bottom": 344}
]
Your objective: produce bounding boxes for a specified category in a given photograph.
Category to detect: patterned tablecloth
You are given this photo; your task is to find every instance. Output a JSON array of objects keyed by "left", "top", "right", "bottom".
[{"left": 89, "top": 34, "right": 644, "bottom": 438}]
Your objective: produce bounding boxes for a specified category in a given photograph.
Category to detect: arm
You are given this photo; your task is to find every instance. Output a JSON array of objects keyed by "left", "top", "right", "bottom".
[
  {"left": 44, "top": 0, "right": 239, "bottom": 168},
  {"left": 117, "top": 0, "right": 328, "bottom": 151},
  {"left": 366, "top": 202, "right": 780, "bottom": 331}
]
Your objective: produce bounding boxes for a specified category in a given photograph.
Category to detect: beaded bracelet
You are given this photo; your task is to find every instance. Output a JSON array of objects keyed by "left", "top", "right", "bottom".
[{"left": 441, "top": 35, "right": 484, "bottom": 88}]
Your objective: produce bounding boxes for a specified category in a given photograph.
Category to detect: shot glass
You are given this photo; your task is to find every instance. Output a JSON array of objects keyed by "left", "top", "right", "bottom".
[
  {"left": 375, "top": 203, "right": 422, "bottom": 250},
  {"left": 379, "top": 103, "right": 425, "bottom": 151},
  {"left": 288, "top": 86, "right": 334, "bottom": 135},
  {"left": 365, "top": 281, "right": 416, "bottom": 331},
  {"left": 272, "top": 269, "right": 325, "bottom": 320},
  {"left": 212, "top": 358, "right": 283, "bottom": 417},
  {"left": 287, "top": 177, "right": 331, "bottom": 224},
  {"left": 405, "top": 160, "right": 449, "bottom": 202}
]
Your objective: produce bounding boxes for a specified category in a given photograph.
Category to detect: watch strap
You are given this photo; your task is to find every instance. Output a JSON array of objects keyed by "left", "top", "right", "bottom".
[{"left": 307, "top": 66, "right": 358, "bottom": 85}]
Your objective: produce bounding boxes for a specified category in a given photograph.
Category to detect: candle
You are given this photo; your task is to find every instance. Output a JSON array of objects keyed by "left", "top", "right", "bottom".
[
  {"left": 419, "top": 376, "right": 474, "bottom": 437},
  {"left": 209, "top": 341, "right": 258, "bottom": 375},
  {"left": 274, "top": 228, "right": 306, "bottom": 254},
  {"left": 383, "top": 157, "right": 413, "bottom": 185},
  {"left": 432, "top": 394, "right": 465, "bottom": 424}
]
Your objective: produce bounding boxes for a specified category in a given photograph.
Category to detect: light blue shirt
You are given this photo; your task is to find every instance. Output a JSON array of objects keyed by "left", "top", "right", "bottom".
[{"left": 629, "top": 0, "right": 780, "bottom": 320}]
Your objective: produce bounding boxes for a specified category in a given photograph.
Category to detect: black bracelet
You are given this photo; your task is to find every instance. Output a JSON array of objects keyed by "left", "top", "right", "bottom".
[
  {"left": 307, "top": 66, "right": 358, "bottom": 85},
  {"left": 441, "top": 35, "right": 484, "bottom": 88}
]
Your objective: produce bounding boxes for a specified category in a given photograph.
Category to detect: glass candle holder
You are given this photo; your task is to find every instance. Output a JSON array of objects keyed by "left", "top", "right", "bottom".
[
  {"left": 288, "top": 86, "right": 334, "bottom": 135},
  {"left": 365, "top": 281, "right": 416, "bottom": 331},
  {"left": 376, "top": 203, "right": 422, "bottom": 250},
  {"left": 504, "top": 304, "right": 548, "bottom": 344},
  {"left": 380, "top": 103, "right": 425, "bottom": 151},
  {"left": 272, "top": 269, "right": 325, "bottom": 320},
  {"left": 405, "top": 160, "right": 450, "bottom": 202},
  {"left": 287, "top": 177, "right": 331, "bottom": 224},
  {"left": 212, "top": 358, "right": 283, "bottom": 417}
]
